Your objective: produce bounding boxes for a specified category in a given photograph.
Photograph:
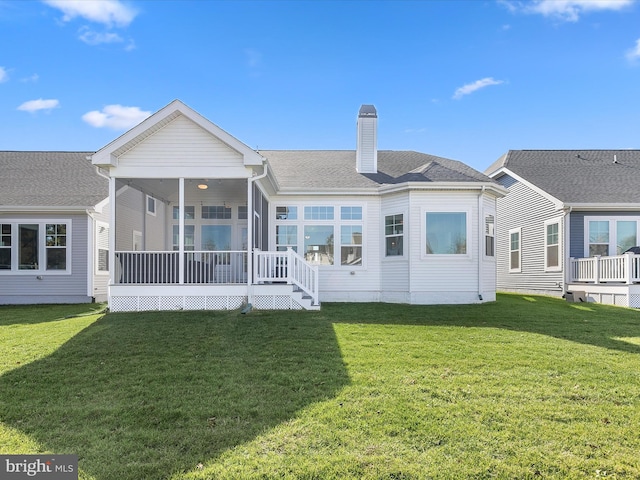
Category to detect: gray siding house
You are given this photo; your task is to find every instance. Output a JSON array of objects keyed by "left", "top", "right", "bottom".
[
  {"left": 486, "top": 150, "right": 640, "bottom": 307},
  {"left": 0, "top": 152, "right": 109, "bottom": 304}
]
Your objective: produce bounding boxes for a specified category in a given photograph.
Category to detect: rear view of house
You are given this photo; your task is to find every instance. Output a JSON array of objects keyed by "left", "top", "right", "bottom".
[
  {"left": 0, "top": 152, "right": 109, "bottom": 304},
  {"left": 90, "top": 100, "right": 505, "bottom": 311}
]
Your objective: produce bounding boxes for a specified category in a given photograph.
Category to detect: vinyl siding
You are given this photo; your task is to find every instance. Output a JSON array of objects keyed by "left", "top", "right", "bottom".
[
  {"left": 119, "top": 115, "right": 243, "bottom": 168},
  {"left": 0, "top": 213, "right": 92, "bottom": 303},
  {"left": 92, "top": 203, "right": 110, "bottom": 301},
  {"left": 381, "top": 192, "right": 410, "bottom": 301},
  {"left": 495, "top": 175, "right": 564, "bottom": 294}
]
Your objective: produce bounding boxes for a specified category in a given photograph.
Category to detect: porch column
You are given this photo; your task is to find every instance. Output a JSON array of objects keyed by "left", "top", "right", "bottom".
[
  {"left": 247, "top": 178, "right": 253, "bottom": 287},
  {"left": 179, "top": 177, "right": 185, "bottom": 284}
]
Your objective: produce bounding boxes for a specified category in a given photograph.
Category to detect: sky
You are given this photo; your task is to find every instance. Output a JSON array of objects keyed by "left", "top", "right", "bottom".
[{"left": 1, "top": 0, "right": 640, "bottom": 172}]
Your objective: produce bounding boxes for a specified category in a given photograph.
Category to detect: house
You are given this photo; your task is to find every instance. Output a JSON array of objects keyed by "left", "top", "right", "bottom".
[
  {"left": 485, "top": 149, "right": 640, "bottom": 308},
  {"left": 87, "top": 100, "right": 507, "bottom": 312},
  {"left": 0, "top": 151, "right": 109, "bottom": 304}
]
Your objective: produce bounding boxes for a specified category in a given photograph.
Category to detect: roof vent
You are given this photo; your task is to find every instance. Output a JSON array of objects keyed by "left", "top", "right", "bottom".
[{"left": 356, "top": 104, "right": 378, "bottom": 173}]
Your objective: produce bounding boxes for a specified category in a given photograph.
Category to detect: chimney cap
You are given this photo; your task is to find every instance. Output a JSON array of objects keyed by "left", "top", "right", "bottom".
[{"left": 358, "top": 104, "right": 377, "bottom": 118}]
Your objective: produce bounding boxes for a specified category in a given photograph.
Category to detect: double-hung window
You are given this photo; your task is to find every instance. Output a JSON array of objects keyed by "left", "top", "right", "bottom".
[
  {"left": 0, "top": 221, "right": 71, "bottom": 273},
  {"left": 96, "top": 222, "right": 109, "bottom": 274},
  {"left": 545, "top": 220, "right": 560, "bottom": 271},
  {"left": 509, "top": 227, "right": 521, "bottom": 272},
  {"left": 485, "top": 215, "right": 495, "bottom": 257},
  {"left": 385, "top": 214, "right": 404, "bottom": 257}
]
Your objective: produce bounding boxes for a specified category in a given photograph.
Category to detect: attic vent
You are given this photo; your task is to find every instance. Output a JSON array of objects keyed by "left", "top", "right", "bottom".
[{"left": 356, "top": 104, "right": 378, "bottom": 174}]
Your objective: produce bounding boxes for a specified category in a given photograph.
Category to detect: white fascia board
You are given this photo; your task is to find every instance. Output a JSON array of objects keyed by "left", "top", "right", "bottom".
[
  {"left": 0, "top": 206, "right": 89, "bottom": 213},
  {"left": 275, "top": 187, "right": 377, "bottom": 196},
  {"left": 489, "top": 167, "right": 564, "bottom": 209},
  {"left": 566, "top": 203, "right": 640, "bottom": 211}
]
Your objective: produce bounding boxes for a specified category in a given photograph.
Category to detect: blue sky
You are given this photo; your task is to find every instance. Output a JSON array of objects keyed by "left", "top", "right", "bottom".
[{"left": 1, "top": 0, "right": 639, "bottom": 172}]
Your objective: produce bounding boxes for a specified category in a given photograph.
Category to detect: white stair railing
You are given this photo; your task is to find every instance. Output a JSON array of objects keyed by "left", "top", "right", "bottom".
[{"left": 254, "top": 249, "right": 319, "bottom": 305}]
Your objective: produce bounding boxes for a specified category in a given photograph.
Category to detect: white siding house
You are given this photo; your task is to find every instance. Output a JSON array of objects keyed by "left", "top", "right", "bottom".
[{"left": 86, "top": 100, "right": 505, "bottom": 311}]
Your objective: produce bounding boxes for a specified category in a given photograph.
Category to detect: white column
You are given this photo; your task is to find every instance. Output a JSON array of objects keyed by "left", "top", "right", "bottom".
[
  {"left": 109, "top": 177, "right": 116, "bottom": 286},
  {"left": 179, "top": 177, "right": 185, "bottom": 284}
]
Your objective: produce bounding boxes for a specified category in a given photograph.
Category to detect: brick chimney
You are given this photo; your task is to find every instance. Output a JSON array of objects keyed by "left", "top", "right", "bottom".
[{"left": 356, "top": 104, "right": 378, "bottom": 173}]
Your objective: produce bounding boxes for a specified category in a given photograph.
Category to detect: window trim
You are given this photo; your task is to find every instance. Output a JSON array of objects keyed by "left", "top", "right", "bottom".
[
  {"left": 422, "top": 209, "right": 471, "bottom": 259},
  {"left": 384, "top": 212, "right": 405, "bottom": 258},
  {"left": 0, "top": 219, "right": 72, "bottom": 275},
  {"left": 146, "top": 195, "right": 156, "bottom": 216},
  {"left": 584, "top": 216, "right": 640, "bottom": 258},
  {"left": 95, "top": 221, "right": 109, "bottom": 275},
  {"left": 544, "top": 218, "right": 561, "bottom": 272},
  {"left": 509, "top": 227, "right": 522, "bottom": 273}
]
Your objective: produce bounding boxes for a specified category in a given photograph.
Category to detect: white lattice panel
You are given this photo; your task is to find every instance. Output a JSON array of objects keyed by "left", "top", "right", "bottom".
[
  {"left": 273, "top": 295, "right": 292, "bottom": 309},
  {"left": 184, "top": 296, "right": 207, "bottom": 310},
  {"left": 614, "top": 295, "right": 628, "bottom": 307},
  {"left": 138, "top": 296, "right": 160, "bottom": 311},
  {"left": 159, "top": 296, "right": 184, "bottom": 310},
  {"left": 629, "top": 294, "right": 640, "bottom": 309},
  {"left": 110, "top": 296, "right": 138, "bottom": 312},
  {"left": 206, "top": 296, "right": 228, "bottom": 310},
  {"left": 253, "top": 295, "right": 273, "bottom": 309},
  {"left": 290, "top": 298, "right": 304, "bottom": 310},
  {"left": 228, "top": 296, "right": 246, "bottom": 309}
]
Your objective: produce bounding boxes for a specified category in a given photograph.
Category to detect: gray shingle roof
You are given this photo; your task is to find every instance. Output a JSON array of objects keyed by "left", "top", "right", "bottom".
[
  {"left": 261, "top": 150, "right": 494, "bottom": 190},
  {"left": 486, "top": 150, "right": 640, "bottom": 204},
  {"left": 0, "top": 151, "right": 108, "bottom": 208}
]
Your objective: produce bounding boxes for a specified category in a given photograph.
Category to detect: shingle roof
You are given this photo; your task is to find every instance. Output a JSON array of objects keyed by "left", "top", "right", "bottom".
[
  {"left": 486, "top": 150, "right": 640, "bottom": 204},
  {"left": 0, "top": 151, "right": 108, "bottom": 208},
  {"left": 261, "top": 150, "right": 494, "bottom": 190}
]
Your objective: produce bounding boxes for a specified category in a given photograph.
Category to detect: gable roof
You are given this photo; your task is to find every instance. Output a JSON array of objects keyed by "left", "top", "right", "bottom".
[
  {"left": 92, "top": 100, "right": 264, "bottom": 168},
  {"left": 262, "top": 150, "right": 496, "bottom": 191},
  {"left": 486, "top": 150, "right": 640, "bottom": 205},
  {"left": 0, "top": 151, "right": 108, "bottom": 210}
]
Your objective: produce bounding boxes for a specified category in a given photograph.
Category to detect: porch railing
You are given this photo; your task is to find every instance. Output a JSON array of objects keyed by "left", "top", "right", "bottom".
[
  {"left": 570, "top": 253, "right": 640, "bottom": 284},
  {"left": 254, "top": 248, "right": 319, "bottom": 305},
  {"left": 115, "top": 251, "right": 247, "bottom": 285}
]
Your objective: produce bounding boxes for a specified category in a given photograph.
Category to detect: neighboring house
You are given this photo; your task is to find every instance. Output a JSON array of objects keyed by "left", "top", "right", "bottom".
[
  {"left": 486, "top": 149, "right": 640, "bottom": 308},
  {"left": 88, "top": 100, "right": 505, "bottom": 311},
  {"left": 0, "top": 151, "right": 109, "bottom": 304}
]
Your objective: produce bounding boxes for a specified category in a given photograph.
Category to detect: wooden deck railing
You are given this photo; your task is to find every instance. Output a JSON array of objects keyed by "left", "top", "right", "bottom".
[
  {"left": 254, "top": 248, "right": 319, "bottom": 305},
  {"left": 570, "top": 253, "right": 640, "bottom": 284}
]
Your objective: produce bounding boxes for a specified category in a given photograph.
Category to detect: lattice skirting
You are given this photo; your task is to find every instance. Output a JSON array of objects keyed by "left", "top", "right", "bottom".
[{"left": 110, "top": 294, "right": 305, "bottom": 312}]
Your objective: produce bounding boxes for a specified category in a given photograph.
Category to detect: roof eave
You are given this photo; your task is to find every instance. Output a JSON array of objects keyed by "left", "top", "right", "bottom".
[
  {"left": 0, "top": 206, "right": 96, "bottom": 213},
  {"left": 566, "top": 203, "right": 640, "bottom": 211}
]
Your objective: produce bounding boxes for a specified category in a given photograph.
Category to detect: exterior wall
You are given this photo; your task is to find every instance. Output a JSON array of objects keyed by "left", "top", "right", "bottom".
[
  {"left": 115, "top": 186, "right": 145, "bottom": 251},
  {"left": 495, "top": 175, "right": 564, "bottom": 296},
  {"left": 380, "top": 192, "right": 410, "bottom": 303},
  {"left": 0, "top": 213, "right": 93, "bottom": 304},
  {"left": 407, "top": 190, "right": 494, "bottom": 304},
  {"left": 118, "top": 115, "right": 243, "bottom": 168}
]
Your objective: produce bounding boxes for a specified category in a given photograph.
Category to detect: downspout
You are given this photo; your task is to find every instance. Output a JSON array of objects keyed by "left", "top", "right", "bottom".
[
  {"left": 478, "top": 186, "right": 486, "bottom": 301},
  {"left": 247, "top": 163, "right": 269, "bottom": 307}
]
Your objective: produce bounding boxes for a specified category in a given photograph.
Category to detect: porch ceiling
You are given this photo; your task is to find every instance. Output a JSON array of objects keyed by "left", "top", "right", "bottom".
[{"left": 120, "top": 178, "right": 248, "bottom": 202}]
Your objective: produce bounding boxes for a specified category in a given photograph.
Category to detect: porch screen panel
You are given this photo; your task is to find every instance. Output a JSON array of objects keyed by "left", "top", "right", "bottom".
[{"left": 202, "top": 226, "right": 231, "bottom": 250}]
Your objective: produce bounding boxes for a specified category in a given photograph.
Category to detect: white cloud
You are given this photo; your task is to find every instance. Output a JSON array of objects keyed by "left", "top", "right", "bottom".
[
  {"left": 17, "top": 98, "right": 60, "bottom": 113},
  {"left": 20, "top": 73, "right": 39, "bottom": 83},
  {"left": 502, "top": 0, "right": 634, "bottom": 22},
  {"left": 78, "top": 26, "right": 123, "bottom": 46},
  {"left": 42, "top": 0, "right": 137, "bottom": 27},
  {"left": 0, "top": 66, "right": 8, "bottom": 83},
  {"left": 626, "top": 38, "right": 640, "bottom": 61},
  {"left": 82, "top": 104, "right": 151, "bottom": 130},
  {"left": 453, "top": 77, "right": 504, "bottom": 100}
]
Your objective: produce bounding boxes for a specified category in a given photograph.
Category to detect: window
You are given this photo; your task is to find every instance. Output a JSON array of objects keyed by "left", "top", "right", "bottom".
[
  {"left": 238, "top": 206, "right": 248, "bottom": 220},
  {"left": 96, "top": 222, "right": 109, "bottom": 273},
  {"left": 276, "top": 225, "right": 297, "bottom": 252},
  {"left": 0, "top": 224, "right": 11, "bottom": 270},
  {"left": 202, "top": 225, "right": 231, "bottom": 250},
  {"left": 341, "top": 206, "right": 362, "bottom": 220},
  {"left": 304, "top": 206, "right": 334, "bottom": 220},
  {"left": 0, "top": 221, "right": 70, "bottom": 273},
  {"left": 172, "top": 206, "right": 195, "bottom": 220},
  {"left": 425, "top": 212, "right": 467, "bottom": 255},
  {"left": 485, "top": 215, "right": 495, "bottom": 257},
  {"left": 202, "top": 205, "right": 231, "bottom": 219},
  {"left": 341, "top": 225, "right": 362, "bottom": 265},
  {"left": 589, "top": 221, "right": 609, "bottom": 256},
  {"left": 545, "top": 220, "right": 560, "bottom": 270},
  {"left": 276, "top": 206, "right": 297, "bottom": 220},
  {"left": 385, "top": 214, "right": 403, "bottom": 257},
  {"left": 304, "top": 225, "right": 334, "bottom": 265},
  {"left": 617, "top": 221, "right": 637, "bottom": 254},
  {"left": 172, "top": 225, "right": 195, "bottom": 251},
  {"left": 146, "top": 195, "right": 156, "bottom": 216},
  {"left": 509, "top": 228, "right": 521, "bottom": 272}
]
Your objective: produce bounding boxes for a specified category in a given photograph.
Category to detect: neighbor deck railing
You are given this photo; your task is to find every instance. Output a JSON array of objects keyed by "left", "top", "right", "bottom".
[{"left": 570, "top": 253, "right": 640, "bottom": 284}]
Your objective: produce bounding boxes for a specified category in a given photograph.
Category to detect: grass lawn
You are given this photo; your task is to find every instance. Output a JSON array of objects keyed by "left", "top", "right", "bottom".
[{"left": 1, "top": 294, "right": 640, "bottom": 479}]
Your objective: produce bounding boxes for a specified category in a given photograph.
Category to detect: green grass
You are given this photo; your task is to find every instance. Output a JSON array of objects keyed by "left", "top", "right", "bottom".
[{"left": 1, "top": 295, "right": 640, "bottom": 479}]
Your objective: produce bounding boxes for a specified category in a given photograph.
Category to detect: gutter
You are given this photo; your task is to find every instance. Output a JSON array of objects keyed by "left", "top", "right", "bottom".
[{"left": 246, "top": 163, "right": 269, "bottom": 307}]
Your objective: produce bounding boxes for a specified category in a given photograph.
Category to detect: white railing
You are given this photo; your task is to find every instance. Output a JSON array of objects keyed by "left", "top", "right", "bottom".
[
  {"left": 115, "top": 251, "right": 247, "bottom": 285},
  {"left": 254, "top": 248, "right": 319, "bottom": 305},
  {"left": 570, "top": 253, "right": 640, "bottom": 284}
]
